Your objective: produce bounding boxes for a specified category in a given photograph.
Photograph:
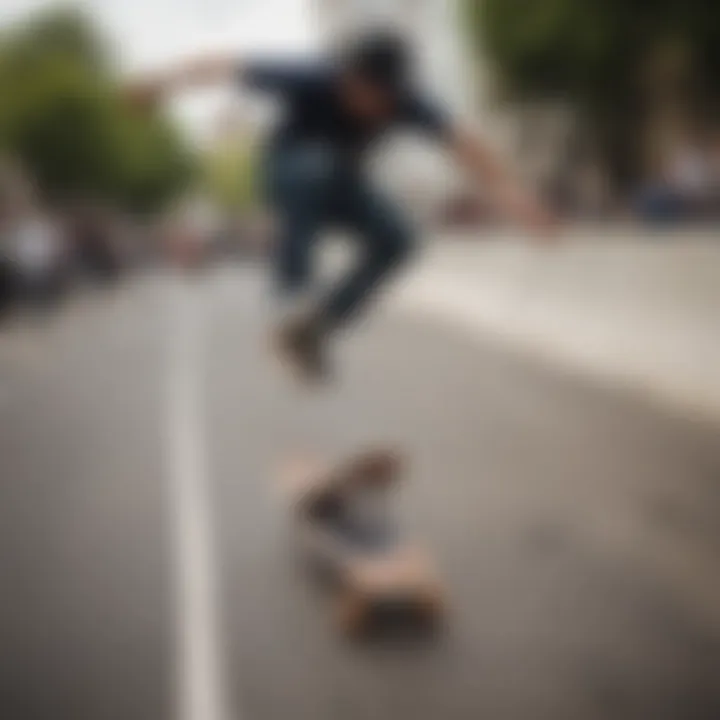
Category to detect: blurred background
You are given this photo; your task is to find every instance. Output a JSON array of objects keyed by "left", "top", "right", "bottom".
[
  {"left": 1, "top": 0, "right": 718, "bottom": 308},
  {"left": 0, "top": 2, "right": 719, "bottom": 720}
]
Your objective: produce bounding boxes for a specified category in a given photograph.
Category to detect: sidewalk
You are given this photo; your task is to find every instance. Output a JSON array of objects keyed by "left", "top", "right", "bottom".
[{"left": 395, "top": 228, "right": 720, "bottom": 423}]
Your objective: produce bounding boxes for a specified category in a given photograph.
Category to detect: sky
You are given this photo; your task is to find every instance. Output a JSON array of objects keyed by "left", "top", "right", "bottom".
[
  {"left": 0, "top": 0, "right": 319, "bottom": 139},
  {"left": 0, "top": 0, "right": 318, "bottom": 66}
]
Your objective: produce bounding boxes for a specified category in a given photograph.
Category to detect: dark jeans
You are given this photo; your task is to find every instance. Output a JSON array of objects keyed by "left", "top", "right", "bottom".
[
  {"left": 0, "top": 259, "right": 16, "bottom": 319},
  {"left": 16, "top": 269, "right": 64, "bottom": 312},
  {"left": 264, "top": 144, "right": 414, "bottom": 328}
]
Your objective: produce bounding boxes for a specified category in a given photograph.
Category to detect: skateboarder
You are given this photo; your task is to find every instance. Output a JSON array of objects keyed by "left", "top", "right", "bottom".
[{"left": 132, "top": 29, "right": 555, "bottom": 381}]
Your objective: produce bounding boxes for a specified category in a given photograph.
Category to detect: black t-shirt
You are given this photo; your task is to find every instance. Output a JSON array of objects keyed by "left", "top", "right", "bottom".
[{"left": 241, "top": 60, "right": 451, "bottom": 160}]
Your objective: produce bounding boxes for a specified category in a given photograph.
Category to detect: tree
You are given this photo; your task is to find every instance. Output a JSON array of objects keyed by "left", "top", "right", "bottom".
[
  {"left": 466, "top": 0, "right": 720, "bottom": 187},
  {"left": 201, "top": 137, "right": 257, "bottom": 213},
  {"left": 0, "top": 8, "right": 193, "bottom": 212}
]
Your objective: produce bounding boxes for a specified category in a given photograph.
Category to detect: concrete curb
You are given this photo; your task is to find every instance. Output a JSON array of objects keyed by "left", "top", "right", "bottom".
[{"left": 394, "top": 234, "right": 720, "bottom": 425}]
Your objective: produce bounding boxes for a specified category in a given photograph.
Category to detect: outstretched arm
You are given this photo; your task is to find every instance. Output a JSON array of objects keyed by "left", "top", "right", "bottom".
[
  {"left": 448, "top": 124, "right": 557, "bottom": 238},
  {"left": 126, "top": 54, "right": 241, "bottom": 104}
]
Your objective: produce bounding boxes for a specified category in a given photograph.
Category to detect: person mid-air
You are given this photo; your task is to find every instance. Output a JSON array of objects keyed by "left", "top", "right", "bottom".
[{"left": 133, "top": 30, "right": 555, "bottom": 382}]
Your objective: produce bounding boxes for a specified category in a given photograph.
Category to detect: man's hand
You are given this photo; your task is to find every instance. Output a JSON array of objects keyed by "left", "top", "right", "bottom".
[
  {"left": 124, "top": 54, "right": 239, "bottom": 108},
  {"left": 497, "top": 184, "right": 560, "bottom": 240},
  {"left": 124, "top": 77, "right": 165, "bottom": 110},
  {"left": 449, "top": 125, "right": 560, "bottom": 241},
  {"left": 168, "top": 54, "right": 239, "bottom": 89}
]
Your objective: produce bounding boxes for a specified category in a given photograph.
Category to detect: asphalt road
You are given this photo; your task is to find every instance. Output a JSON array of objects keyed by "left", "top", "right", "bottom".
[{"left": 1, "top": 264, "right": 719, "bottom": 720}]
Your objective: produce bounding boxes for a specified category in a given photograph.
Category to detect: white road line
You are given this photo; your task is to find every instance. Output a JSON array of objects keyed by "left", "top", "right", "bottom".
[{"left": 165, "top": 276, "right": 231, "bottom": 720}]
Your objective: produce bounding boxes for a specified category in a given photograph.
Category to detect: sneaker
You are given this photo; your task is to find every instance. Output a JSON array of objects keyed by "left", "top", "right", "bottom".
[{"left": 273, "top": 314, "right": 329, "bottom": 384}]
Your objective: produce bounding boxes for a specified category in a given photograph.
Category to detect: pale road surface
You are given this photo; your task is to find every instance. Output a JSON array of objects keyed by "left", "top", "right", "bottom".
[{"left": 0, "top": 259, "right": 719, "bottom": 720}]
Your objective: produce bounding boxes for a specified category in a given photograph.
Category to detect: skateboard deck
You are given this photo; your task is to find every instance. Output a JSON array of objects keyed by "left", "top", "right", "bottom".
[{"left": 280, "top": 451, "right": 444, "bottom": 636}]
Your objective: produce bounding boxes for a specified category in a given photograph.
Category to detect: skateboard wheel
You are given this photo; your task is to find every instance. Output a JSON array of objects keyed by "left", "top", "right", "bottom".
[
  {"left": 336, "top": 591, "right": 371, "bottom": 637},
  {"left": 417, "top": 586, "right": 445, "bottom": 626},
  {"left": 336, "top": 583, "right": 445, "bottom": 638}
]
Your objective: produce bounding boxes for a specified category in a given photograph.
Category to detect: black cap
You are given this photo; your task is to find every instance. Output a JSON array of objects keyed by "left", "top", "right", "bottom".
[{"left": 343, "top": 28, "right": 414, "bottom": 95}]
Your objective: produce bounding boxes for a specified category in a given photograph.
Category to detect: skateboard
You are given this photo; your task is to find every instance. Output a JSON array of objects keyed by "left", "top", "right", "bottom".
[{"left": 280, "top": 450, "right": 444, "bottom": 637}]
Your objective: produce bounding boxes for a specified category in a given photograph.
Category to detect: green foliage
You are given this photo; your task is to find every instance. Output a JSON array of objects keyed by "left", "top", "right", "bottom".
[
  {"left": 3, "top": 6, "right": 107, "bottom": 71},
  {"left": 0, "top": 8, "right": 193, "bottom": 212},
  {"left": 466, "top": 0, "right": 720, "bottom": 183},
  {"left": 114, "top": 109, "right": 194, "bottom": 213},
  {"left": 201, "top": 139, "right": 257, "bottom": 212},
  {"left": 470, "top": 0, "right": 719, "bottom": 107}
]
